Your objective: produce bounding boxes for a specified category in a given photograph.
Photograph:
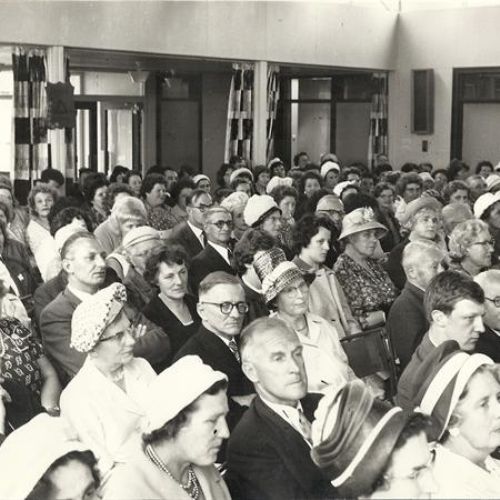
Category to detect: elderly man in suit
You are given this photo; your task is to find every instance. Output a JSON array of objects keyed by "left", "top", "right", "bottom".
[
  {"left": 169, "top": 189, "right": 212, "bottom": 258},
  {"left": 225, "top": 317, "right": 335, "bottom": 500},
  {"left": 189, "top": 207, "right": 237, "bottom": 295}
]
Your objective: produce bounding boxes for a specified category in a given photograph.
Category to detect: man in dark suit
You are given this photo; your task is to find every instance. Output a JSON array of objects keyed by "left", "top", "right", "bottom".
[
  {"left": 188, "top": 207, "right": 237, "bottom": 295},
  {"left": 475, "top": 270, "right": 500, "bottom": 362},
  {"left": 387, "top": 240, "right": 445, "bottom": 370},
  {"left": 225, "top": 317, "right": 335, "bottom": 500},
  {"left": 175, "top": 272, "right": 254, "bottom": 431},
  {"left": 397, "top": 270, "right": 485, "bottom": 409},
  {"left": 169, "top": 189, "right": 212, "bottom": 258}
]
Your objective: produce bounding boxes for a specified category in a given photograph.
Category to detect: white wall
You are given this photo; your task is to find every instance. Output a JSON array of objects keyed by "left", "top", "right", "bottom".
[
  {"left": 0, "top": 1, "right": 397, "bottom": 70},
  {"left": 389, "top": 5, "right": 500, "bottom": 169}
]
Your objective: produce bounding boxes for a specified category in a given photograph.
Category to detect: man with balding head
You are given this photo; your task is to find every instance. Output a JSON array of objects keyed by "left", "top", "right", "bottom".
[
  {"left": 188, "top": 207, "right": 237, "bottom": 295},
  {"left": 474, "top": 270, "right": 500, "bottom": 362},
  {"left": 387, "top": 240, "right": 445, "bottom": 369},
  {"left": 225, "top": 317, "right": 334, "bottom": 500}
]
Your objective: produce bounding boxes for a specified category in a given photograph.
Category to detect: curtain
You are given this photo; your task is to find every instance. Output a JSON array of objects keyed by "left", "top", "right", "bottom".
[
  {"left": 266, "top": 65, "right": 280, "bottom": 163},
  {"left": 224, "top": 63, "right": 254, "bottom": 163},
  {"left": 12, "top": 47, "right": 48, "bottom": 181},
  {"left": 367, "top": 72, "right": 388, "bottom": 170},
  {"left": 64, "top": 57, "right": 75, "bottom": 180}
]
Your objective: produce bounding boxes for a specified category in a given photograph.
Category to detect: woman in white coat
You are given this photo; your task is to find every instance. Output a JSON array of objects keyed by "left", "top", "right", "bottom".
[{"left": 60, "top": 282, "right": 156, "bottom": 480}]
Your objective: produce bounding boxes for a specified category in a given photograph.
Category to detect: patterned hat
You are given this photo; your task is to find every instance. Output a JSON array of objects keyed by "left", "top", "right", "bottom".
[
  {"left": 311, "top": 380, "right": 410, "bottom": 498},
  {"left": 71, "top": 283, "right": 128, "bottom": 352},
  {"left": 338, "top": 207, "right": 387, "bottom": 240}
]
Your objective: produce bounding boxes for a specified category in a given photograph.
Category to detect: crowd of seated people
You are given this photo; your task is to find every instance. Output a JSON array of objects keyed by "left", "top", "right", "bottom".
[{"left": 3, "top": 155, "right": 500, "bottom": 499}]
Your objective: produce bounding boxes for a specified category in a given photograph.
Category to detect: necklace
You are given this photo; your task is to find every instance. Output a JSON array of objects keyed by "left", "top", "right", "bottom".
[{"left": 145, "top": 444, "right": 200, "bottom": 499}]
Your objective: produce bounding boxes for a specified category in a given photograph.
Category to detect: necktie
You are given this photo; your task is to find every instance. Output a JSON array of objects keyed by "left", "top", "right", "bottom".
[
  {"left": 201, "top": 231, "right": 207, "bottom": 247},
  {"left": 298, "top": 408, "right": 312, "bottom": 444},
  {"left": 227, "top": 248, "right": 233, "bottom": 264},
  {"left": 228, "top": 338, "right": 241, "bottom": 363}
]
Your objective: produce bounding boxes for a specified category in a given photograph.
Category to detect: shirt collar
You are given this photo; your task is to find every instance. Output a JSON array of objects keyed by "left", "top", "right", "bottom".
[
  {"left": 67, "top": 284, "right": 94, "bottom": 302},
  {"left": 187, "top": 220, "right": 203, "bottom": 238},
  {"left": 208, "top": 241, "right": 230, "bottom": 262}
]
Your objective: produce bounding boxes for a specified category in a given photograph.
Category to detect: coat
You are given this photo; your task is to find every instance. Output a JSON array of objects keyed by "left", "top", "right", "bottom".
[
  {"left": 168, "top": 221, "right": 204, "bottom": 259},
  {"left": 225, "top": 394, "right": 335, "bottom": 500},
  {"left": 385, "top": 237, "right": 410, "bottom": 290},
  {"left": 103, "top": 452, "right": 231, "bottom": 500},
  {"left": 386, "top": 282, "right": 428, "bottom": 370},
  {"left": 94, "top": 218, "right": 122, "bottom": 256},
  {"left": 188, "top": 244, "right": 236, "bottom": 296},
  {"left": 60, "top": 356, "right": 156, "bottom": 477},
  {"left": 475, "top": 325, "right": 500, "bottom": 363},
  {"left": 33, "top": 270, "right": 67, "bottom": 329}
]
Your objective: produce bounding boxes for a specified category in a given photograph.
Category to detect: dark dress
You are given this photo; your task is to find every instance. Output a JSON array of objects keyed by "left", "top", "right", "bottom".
[{"left": 142, "top": 294, "right": 200, "bottom": 362}]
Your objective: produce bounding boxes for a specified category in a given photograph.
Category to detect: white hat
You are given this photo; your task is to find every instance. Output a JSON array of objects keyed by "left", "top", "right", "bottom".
[
  {"left": 485, "top": 174, "right": 500, "bottom": 192},
  {"left": 0, "top": 414, "right": 91, "bottom": 500},
  {"left": 143, "top": 356, "right": 227, "bottom": 433},
  {"left": 243, "top": 194, "right": 281, "bottom": 227},
  {"left": 229, "top": 167, "right": 254, "bottom": 185},
  {"left": 419, "top": 172, "right": 434, "bottom": 183},
  {"left": 494, "top": 162, "right": 500, "bottom": 172},
  {"left": 333, "top": 180, "right": 357, "bottom": 197},
  {"left": 54, "top": 218, "right": 88, "bottom": 253},
  {"left": 266, "top": 176, "right": 293, "bottom": 194},
  {"left": 193, "top": 174, "right": 211, "bottom": 186},
  {"left": 220, "top": 191, "right": 249, "bottom": 213},
  {"left": 474, "top": 191, "right": 500, "bottom": 219},
  {"left": 339, "top": 207, "right": 387, "bottom": 240},
  {"left": 267, "top": 157, "right": 284, "bottom": 170},
  {"left": 122, "top": 225, "right": 160, "bottom": 249},
  {"left": 316, "top": 194, "right": 344, "bottom": 213},
  {"left": 320, "top": 161, "right": 341, "bottom": 179}
]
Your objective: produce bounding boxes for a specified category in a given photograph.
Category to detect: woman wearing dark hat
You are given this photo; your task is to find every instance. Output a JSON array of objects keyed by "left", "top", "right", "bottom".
[
  {"left": 254, "top": 247, "right": 356, "bottom": 394},
  {"left": 334, "top": 207, "right": 398, "bottom": 328},
  {"left": 311, "top": 380, "right": 437, "bottom": 499},
  {"left": 60, "top": 283, "right": 157, "bottom": 480},
  {"left": 413, "top": 350, "right": 500, "bottom": 498}
]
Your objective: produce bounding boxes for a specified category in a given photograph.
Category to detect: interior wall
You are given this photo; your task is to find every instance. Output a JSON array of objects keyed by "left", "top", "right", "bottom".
[
  {"left": 0, "top": 1, "right": 396, "bottom": 70},
  {"left": 389, "top": 5, "right": 500, "bottom": 170}
]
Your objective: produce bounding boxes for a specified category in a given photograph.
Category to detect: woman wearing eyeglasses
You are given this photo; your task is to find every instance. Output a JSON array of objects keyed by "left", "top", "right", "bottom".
[
  {"left": 60, "top": 283, "right": 157, "bottom": 482},
  {"left": 410, "top": 349, "right": 500, "bottom": 498},
  {"left": 448, "top": 219, "right": 494, "bottom": 277}
]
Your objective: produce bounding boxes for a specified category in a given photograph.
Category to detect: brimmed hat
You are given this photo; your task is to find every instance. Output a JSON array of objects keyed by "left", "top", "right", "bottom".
[
  {"left": 71, "top": 283, "right": 128, "bottom": 352},
  {"left": 414, "top": 350, "right": 493, "bottom": 440},
  {"left": 311, "top": 380, "right": 410, "bottom": 498},
  {"left": 333, "top": 180, "right": 357, "bottom": 197},
  {"left": 399, "top": 196, "right": 442, "bottom": 227},
  {"left": 122, "top": 225, "right": 161, "bottom": 249},
  {"left": 338, "top": 207, "right": 387, "bottom": 240},
  {"left": 474, "top": 191, "right": 500, "bottom": 219},
  {"left": 193, "top": 174, "right": 211, "bottom": 186},
  {"left": 0, "top": 414, "right": 91, "bottom": 500},
  {"left": 143, "top": 355, "right": 227, "bottom": 434},
  {"left": 320, "top": 161, "right": 341, "bottom": 179},
  {"left": 253, "top": 247, "right": 311, "bottom": 303},
  {"left": 266, "top": 176, "right": 293, "bottom": 194},
  {"left": 316, "top": 194, "right": 344, "bottom": 213},
  {"left": 229, "top": 167, "right": 254, "bottom": 185},
  {"left": 485, "top": 174, "right": 500, "bottom": 192},
  {"left": 243, "top": 194, "right": 281, "bottom": 227}
]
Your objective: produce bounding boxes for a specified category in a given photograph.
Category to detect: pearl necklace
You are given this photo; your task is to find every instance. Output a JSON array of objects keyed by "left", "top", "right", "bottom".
[{"left": 145, "top": 444, "right": 200, "bottom": 499}]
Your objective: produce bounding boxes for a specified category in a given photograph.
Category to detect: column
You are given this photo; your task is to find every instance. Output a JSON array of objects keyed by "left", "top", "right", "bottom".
[{"left": 252, "top": 60, "right": 268, "bottom": 166}]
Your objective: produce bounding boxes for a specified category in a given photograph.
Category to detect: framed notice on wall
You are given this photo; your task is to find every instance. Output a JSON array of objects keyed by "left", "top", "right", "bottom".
[
  {"left": 412, "top": 69, "right": 434, "bottom": 134},
  {"left": 46, "top": 82, "right": 76, "bottom": 129}
]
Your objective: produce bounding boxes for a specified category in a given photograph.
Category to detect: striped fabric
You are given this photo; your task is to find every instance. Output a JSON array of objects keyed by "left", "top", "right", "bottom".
[
  {"left": 367, "top": 72, "right": 388, "bottom": 170},
  {"left": 12, "top": 47, "right": 48, "bottom": 181},
  {"left": 224, "top": 63, "right": 254, "bottom": 162},
  {"left": 266, "top": 65, "right": 280, "bottom": 162}
]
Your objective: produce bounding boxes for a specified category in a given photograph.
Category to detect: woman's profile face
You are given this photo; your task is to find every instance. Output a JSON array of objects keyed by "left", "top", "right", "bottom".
[
  {"left": 348, "top": 229, "right": 379, "bottom": 258},
  {"left": 452, "top": 370, "right": 500, "bottom": 454},
  {"left": 94, "top": 311, "right": 135, "bottom": 367},
  {"left": 46, "top": 458, "right": 98, "bottom": 500}
]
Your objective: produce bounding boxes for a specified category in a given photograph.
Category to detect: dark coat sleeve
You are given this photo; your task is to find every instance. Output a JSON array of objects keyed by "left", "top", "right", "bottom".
[{"left": 385, "top": 240, "right": 408, "bottom": 290}]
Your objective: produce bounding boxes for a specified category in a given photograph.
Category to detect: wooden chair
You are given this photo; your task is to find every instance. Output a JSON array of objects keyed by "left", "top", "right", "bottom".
[{"left": 341, "top": 327, "right": 398, "bottom": 400}]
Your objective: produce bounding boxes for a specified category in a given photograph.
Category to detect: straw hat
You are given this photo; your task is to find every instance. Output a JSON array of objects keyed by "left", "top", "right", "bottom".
[{"left": 338, "top": 207, "right": 387, "bottom": 240}]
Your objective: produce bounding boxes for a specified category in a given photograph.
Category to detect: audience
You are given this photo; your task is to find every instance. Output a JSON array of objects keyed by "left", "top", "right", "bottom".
[
  {"left": 124, "top": 170, "right": 142, "bottom": 197},
  {"left": 169, "top": 178, "right": 195, "bottom": 225},
  {"left": 141, "top": 173, "right": 176, "bottom": 231},
  {"left": 82, "top": 172, "right": 110, "bottom": 230},
  {"left": 220, "top": 191, "right": 249, "bottom": 241}
]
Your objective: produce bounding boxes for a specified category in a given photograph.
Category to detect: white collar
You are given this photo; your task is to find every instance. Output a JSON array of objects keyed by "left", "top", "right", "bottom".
[
  {"left": 67, "top": 284, "right": 94, "bottom": 302},
  {"left": 187, "top": 220, "right": 203, "bottom": 238}
]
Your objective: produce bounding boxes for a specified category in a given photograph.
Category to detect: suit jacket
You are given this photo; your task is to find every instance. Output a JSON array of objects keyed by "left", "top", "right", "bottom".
[
  {"left": 387, "top": 282, "right": 428, "bottom": 370},
  {"left": 475, "top": 325, "right": 500, "bottom": 363},
  {"left": 225, "top": 394, "right": 335, "bottom": 500},
  {"left": 385, "top": 237, "right": 410, "bottom": 291},
  {"left": 169, "top": 221, "right": 204, "bottom": 259},
  {"left": 33, "top": 271, "right": 67, "bottom": 329},
  {"left": 189, "top": 244, "right": 236, "bottom": 295}
]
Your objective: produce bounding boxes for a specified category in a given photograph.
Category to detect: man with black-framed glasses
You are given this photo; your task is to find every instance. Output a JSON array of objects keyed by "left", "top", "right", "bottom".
[
  {"left": 475, "top": 270, "right": 500, "bottom": 362},
  {"left": 175, "top": 271, "right": 255, "bottom": 456},
  {"left": 188, "top": 207, "right": 238, "bottom": 296}
]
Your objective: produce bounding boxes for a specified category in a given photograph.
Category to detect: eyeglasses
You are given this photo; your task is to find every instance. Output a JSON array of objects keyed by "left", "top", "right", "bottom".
[
  {"left": 194, "top": 203, "right": 213, "bottom": 213},
  {"left": 209, "top": 219, "right": 233, "bottom": 229},
  {"left": 201, "top": 301, "right": 249, "bottom": 315},
  {"left": 471, "top": 239, "right": 495, "bottom": 248},
  {"left": 486, "top": 296, "right": 500, "bottom": 308},
  {"left": 385, "top": 448, "right": 436, "bottom": 482}
]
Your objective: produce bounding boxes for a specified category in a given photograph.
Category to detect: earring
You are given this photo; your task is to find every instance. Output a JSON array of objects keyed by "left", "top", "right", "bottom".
[{"left": 448, "top": 427, "right": 460, "bottom": 437}]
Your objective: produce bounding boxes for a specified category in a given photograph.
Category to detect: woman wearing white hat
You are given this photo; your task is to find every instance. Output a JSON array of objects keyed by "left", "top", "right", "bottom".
[
  {"left": 103, "top": 356, "right": 231, "bottom": 500},
  {"left": 192, "top": 174, "right": 211, "bottom": 194},
  {"left": 60, "top": 283, "right": 157, "bottom": 480},
  {"left": 475, "top": 191, "right": 500, "bottom": 265},
  {"left": 0, "top": 414, "right": 100, "bottom": 500},
  {"left": 334, "top": 207, "right": 398, "bottom": 329}
]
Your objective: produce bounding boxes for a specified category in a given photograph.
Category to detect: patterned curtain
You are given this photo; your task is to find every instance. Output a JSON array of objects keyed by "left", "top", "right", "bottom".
[
  {"left": 266, "top": 65, "right": 280, "bottom": 163},
  {"left": 367, "top": 72, "right": 388, "bottom": 170},
  {"left": 12, "top": 47, "right": 48, "bottom": 181},
  {"left": 224, "top": 63, "right": 254, "bottom": 163}
]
